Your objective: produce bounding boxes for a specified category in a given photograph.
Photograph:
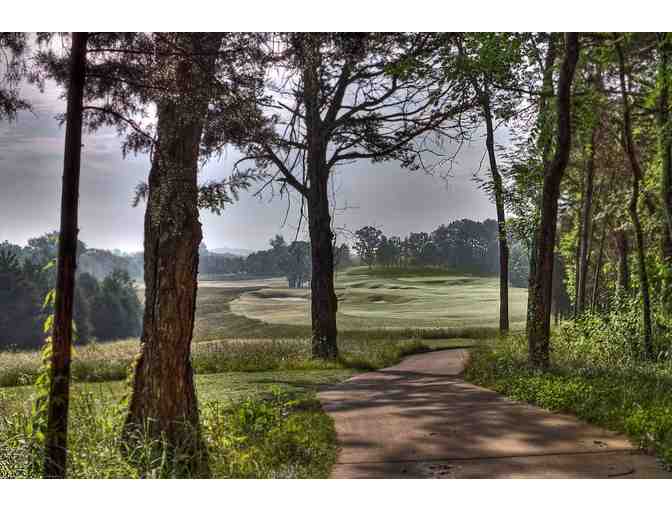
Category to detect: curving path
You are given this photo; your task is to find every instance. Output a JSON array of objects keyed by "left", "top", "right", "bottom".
[{"left": 318, "top": 349, "right": 670, "bottom": 478}]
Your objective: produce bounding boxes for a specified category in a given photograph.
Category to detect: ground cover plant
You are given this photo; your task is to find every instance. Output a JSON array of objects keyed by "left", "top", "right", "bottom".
[
  {"left": 465, "top": 323, "right": 672, "bottom": 468},
  {"left": 0, "top": 372, "right": 348, "bottom": 478}
]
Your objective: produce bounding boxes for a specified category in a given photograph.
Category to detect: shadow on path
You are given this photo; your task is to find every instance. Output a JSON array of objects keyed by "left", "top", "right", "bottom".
[{"left": 318, "top": 349, "right": 670, "bottom": 478}]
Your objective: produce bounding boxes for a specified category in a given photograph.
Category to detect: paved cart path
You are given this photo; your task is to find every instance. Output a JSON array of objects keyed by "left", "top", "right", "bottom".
[{"left": 318, "top": 349, "right": 669, "bottom": 478}]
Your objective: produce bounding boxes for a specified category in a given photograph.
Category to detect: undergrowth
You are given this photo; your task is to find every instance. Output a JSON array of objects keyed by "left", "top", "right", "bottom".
[
  {"left": 0, "top": 386, "right": 336, "bottom": 478},
  {"left": 465, "top": 332, "right": 672, "bottom": 468}
]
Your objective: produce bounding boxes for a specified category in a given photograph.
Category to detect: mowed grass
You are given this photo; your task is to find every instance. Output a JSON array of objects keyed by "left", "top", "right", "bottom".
[
  {"left": 230, "top": 266, "right": 527, "bottom": 330},
  {"left": 0, "top": 268, "right": 503, "bottom": 388},
  {"left": 0, "top": 369, "right": 356, "bottom": 412}
]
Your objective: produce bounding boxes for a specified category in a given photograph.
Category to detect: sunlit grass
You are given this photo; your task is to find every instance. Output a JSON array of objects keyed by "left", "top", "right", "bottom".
[
  {"left": 229, "top": 266, "right": 528, "bottom": 330},
  {"left": 0, "top": 370, "right": 350, "bottom": 478}
]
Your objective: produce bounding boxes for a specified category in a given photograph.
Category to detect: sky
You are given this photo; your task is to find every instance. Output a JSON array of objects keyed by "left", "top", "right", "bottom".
[{"left": 0, "top": 79, "right": 497, "bottom": 253}]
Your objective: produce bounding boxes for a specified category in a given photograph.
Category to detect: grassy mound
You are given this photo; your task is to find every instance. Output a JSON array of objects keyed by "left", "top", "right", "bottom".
[{"left": 230, "top": 268, "right": 528, "bottom": 330}]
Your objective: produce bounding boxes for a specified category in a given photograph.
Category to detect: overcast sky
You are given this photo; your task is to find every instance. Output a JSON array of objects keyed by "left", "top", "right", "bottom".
[{"left": 0, "top": 79, "right": 497, "bottom": 253}]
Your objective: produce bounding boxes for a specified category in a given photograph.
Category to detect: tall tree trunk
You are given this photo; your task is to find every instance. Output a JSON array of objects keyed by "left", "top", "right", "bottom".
[
  {"left": 307, "top": 174, "right": 338, "bottom": 359},
  {"left": 44, "top": 32, "right": 88, "bottom": 479},
  {"left": 658, "top": 34, "right": 672, "bottom": 243},
  {"left": 590, "top": 168, "right": 616, "bottom": 312},
  {"left": 577, "top": 130, "right": 596, "bottom": 314},
  {"left": 302, "top": 34, "right": 339, "bottom": 359},
  {"left": 527, "top": 33, "right": 580, "bottom": 369},
  {"left": 124, "top": 34, "right": 221, "bottom": 476},
  {"left": 617, "top": 42, "right": 654, "bottom": 360},
  {"left": 615, "top": 229, "right": 631, "bottom": 295},
  {"left": 573, "top": 206, "right": 581, "bottom": 317},
  {"left": 482, "top": 93, "right": 509, "bottom": 333},
  {"left": 527, "top": 34, "right": 557, "bottom": 338},
  {"left": 657, "top": 34, "right": 672, "bottom": 309},
  {"left": 590, "top": 215, "right": 609, "bottom": 312}
]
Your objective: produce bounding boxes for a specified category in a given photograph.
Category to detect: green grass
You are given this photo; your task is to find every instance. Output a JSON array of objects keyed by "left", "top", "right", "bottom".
[
  {"left": 0, "top": 268, "right": 501, "bottom": 478},
  {"left": 229, "top": 266, "right": 528, "bottom": 330},
  {"left": 464, "top": 334, "right": 672, "bottom": 469},
  {"left": 0, "top": 335, "right": 444, "bottom": 388},
  {"left": 0, "top": 368, "right": 352, "bottom": 478}
]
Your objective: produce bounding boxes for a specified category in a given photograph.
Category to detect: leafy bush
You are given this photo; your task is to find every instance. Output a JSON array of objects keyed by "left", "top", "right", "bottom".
[
  {"left": 555, "top": 296, "right": 672, "bottom": 366},
  {"left": 203, "top": 389, "right": 336, "bottom": 478}
]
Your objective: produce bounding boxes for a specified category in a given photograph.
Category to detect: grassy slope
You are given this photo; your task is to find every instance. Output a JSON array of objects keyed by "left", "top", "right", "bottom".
[{"left": 229, "top": 266, "right": 528, "bottom": 330}]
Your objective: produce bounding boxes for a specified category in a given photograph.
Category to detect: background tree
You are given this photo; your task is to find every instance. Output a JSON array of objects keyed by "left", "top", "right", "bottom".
[
  {"left": 90, "top": 270, "right": 142, "bottom": 340},
  {"left": 354, "top": 226, "right": 383, "bottom": 268},
  {"left": 616, "top": 37, "right": 654, "bottom": 358},
  {"left": 44, "top": 31, "right": 88, "bottom": 479},
  {"left": 376, "top": 236, "right": 402, "bottom": 267},
  {"left": 0, "top": 250, "right": 42, "bottom": 349},
  {"left": 453, "top": 32, "right": 526, "bottom": 332},
  {"left": 404, "top": 232, "right": 433, "bottom": 266},
  {"left": 0, "top": 32, "right": 29, "bottom": 120},
  {"left": 334, "top": 243, "right": 352, "bottom": 271},
  {"left": 527, "top": 33, "right": 580, "bottom": 369},
  {"left": 286, "top": 241, "right": 311, "bottom": 288},
  {"left": 237, "top": 33, "right": 473, "bottom": 359}
]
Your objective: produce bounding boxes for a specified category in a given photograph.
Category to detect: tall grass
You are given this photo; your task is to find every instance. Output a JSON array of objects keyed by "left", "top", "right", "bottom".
[
  {"left": 0, "top": 387, "right": 336, "bottom": 478},
  {"left": 0, "top": 335, "right": 442, "bottom": 388}
]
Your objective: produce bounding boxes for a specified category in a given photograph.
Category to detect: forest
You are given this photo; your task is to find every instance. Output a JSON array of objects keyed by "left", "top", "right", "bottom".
[
  {"left": 0, "top": 234, "right": 141, "bottom": 349},
  {"left": 1, "top": 31, "right": 672, "bottom": 481}
]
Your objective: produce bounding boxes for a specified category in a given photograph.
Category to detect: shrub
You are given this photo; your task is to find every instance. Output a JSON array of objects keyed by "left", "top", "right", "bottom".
[{"left": 555, "top": 296, "right": 672, "bottom": 366}]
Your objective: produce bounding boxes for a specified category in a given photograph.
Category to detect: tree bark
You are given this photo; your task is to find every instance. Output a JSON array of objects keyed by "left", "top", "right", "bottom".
[
  {"left": 482, "top": 92, "right": 510, "bottom": 333},
  {"left": 124, "top": 34, "right": 222, "bottom": 476},
  {"left": 617, "top": 42, "right": 654, "bottom": 360},
  {"left": 573, "top": 206, "right": 581, "bottom": 317},
  {"left": 293, "top": 34, "right": 340, "bottom": 360},
  {"left": 44, "top": 32, "right": 88, "bottom": 479},
  {"left": 577, "top": 130, "right": 596, "bottom": 314},
  {"left": 615, "top": 229, "right": 631, "bottom": 295},
  {"left": 307, "top": 174, "right": 339, "bottom": 359},
  {"left": 527, "top": 34, "right": 557, "bottom": 338},
  {"left": 590, "top": 215, "right": 609, "bottom": 312},
  {"left": 527, "top": 33, "right": 580, "bottom": 369},
  {"left": 658, "top": 34, "right": 672, "bottom": 244}
]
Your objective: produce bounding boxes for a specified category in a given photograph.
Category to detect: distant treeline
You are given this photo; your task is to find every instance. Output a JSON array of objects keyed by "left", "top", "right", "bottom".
[
  {"left": 353, "top": 219, "right": 530, "bottom": 287},
  {"left": 1, "top": 233, "right": 142, "bottom": 350},
  {"left": 199, "top": 236, "right": 353, "bottom": 287}
]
